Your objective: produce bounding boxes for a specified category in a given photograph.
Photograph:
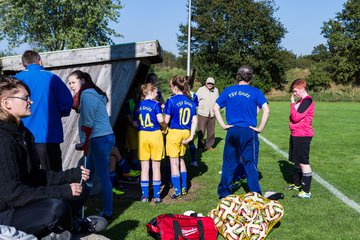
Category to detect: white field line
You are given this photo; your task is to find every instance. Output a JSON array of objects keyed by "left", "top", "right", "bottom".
[{"left": 259, "top": 134, "right": 360, "bottom": 214}]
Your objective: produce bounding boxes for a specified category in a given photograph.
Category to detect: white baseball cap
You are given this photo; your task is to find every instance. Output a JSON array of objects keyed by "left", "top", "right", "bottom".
[{"left": 206, "top": 77, "right": 215, "bottom": 84}]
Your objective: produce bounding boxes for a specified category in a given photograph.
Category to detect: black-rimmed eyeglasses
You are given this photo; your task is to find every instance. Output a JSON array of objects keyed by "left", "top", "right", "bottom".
[
  {"left": 8, "top": 96, "right": 30, "bottom": 102},
  {"left": 8, "top": 96, "right": 31, "bottom": 106}
]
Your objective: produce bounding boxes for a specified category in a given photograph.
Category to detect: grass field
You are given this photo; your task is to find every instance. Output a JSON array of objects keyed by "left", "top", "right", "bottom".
[{"left": 94, "top": 101, "right": 360, "bottom": 239}]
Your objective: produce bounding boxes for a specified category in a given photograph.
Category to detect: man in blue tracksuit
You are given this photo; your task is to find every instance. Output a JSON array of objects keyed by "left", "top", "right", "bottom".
[
  {"left": 214, "top": 66, "right": 270, "bottom": 198},
  {"left": 15, "top": 50, "right": 73, "bottom": 171}
]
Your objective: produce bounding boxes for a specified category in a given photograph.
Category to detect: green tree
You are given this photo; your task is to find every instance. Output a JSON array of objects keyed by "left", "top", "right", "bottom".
[
  {"left": 310, "top": 44, "right": 331, "bottom": 63},
  {"left": 178, "top": 0, "right": 286, "bottom": 92},
  {"left": 175, "top": 53, "right": 187, "bottom": 70},
  {"left": 306, "top": 62, "right": 331, "bottom": 92},
  {"left": 294, "top": 55, "right": 315, "bottom": 70},
  {"left": 0, "top": 0, "right": 122, "bottom": 51},
  {"left": 322, "top": 0, "right": 360, "bottom": 85},
  {"left": 279, "top": 50, "right": 297, "bottom": 71},
  {"left": 302, "top": 44, "right": 331, "bottom": 92},
  {"left": 157, "top": 50, "right": 177, "bottom": 69}
]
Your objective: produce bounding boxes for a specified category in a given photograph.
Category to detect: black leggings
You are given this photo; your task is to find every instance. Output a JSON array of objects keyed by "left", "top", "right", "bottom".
[{"left": 0, "top": 198, "right": 83, "bottom": 238}]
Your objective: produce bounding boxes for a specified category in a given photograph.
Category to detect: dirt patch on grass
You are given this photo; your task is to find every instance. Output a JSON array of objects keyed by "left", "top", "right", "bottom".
[{"left": 160, "top": 181, "right": 204, "bottom": 205}]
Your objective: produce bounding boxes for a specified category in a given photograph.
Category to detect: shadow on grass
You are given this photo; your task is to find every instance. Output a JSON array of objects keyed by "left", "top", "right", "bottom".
[
  {"left": 105, "top": 220, "right": 140, "bottom": 239},
  {"left": 213, "top": 137, "right": 223, "bottom": 149},
  {"left": 278, "top": 160, "right": 293, "bottom": 184},
  {"left": 82, "top": 194, "right": 138, "bottom": 239},
  {"left": 186, "top": 144, "right": 208, "bottom": 192}
]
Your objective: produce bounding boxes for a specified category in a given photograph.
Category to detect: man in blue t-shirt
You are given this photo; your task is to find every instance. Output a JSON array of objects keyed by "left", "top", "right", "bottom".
[{"left": 214, "top": 66, "right": 270, "bottom": 198}]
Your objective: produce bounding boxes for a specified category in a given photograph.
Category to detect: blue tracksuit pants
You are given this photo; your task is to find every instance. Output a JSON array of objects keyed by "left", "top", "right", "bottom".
[
  {"left": 218, "top": 126, "right": 262, "bottom": 198},
  {"left": 233, "top": 134, "right": 259, "bottom": 181}
]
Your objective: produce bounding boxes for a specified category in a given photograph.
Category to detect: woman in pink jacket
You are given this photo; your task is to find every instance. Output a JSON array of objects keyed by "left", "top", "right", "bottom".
[{"left": 285, "top": 79, "right": 315, "bottom": 199}]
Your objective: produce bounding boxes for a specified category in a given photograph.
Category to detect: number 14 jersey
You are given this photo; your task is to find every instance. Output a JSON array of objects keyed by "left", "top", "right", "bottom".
[{"left": 134, "top": 99, "right": 163, "bottom": 131}]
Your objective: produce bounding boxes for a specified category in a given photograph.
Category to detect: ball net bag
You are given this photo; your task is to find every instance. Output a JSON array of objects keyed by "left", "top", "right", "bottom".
[{"left": 209, "top": 192, "right": 284, "bottom": 240}]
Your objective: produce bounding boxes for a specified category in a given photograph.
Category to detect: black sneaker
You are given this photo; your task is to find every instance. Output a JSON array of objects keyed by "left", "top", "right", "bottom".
[
  {"left": 118, "top": 176, "right": 140, "bottom": 185},
  {"left": 41, "top": 230, "right": 72, "bottom": 240},
  {"left": 86, "top": 215, "right": 108, "bottom": 232},
  {"left": 72, "top": 216, "right": 108, "bottom": 234},
  {"left": 284, "top": 184, "right": 301, "bottom": 191},
  {"left": 153, "top": 197, "right": 162, "bottom": 204},
  {"left": 170, "top": 193, "right": 182, "bottom": 199}
]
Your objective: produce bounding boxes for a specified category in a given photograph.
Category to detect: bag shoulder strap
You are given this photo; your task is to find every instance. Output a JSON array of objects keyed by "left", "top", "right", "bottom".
[
  {"left": 197, "top": 220, "right": 205, "bottom": 240},
  {"left": 173, "top": 220, "right": 186, "bottom": 240}
]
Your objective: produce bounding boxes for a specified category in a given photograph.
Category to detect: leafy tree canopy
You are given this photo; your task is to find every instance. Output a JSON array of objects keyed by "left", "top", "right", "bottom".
[
  {"left": 322, "top": 0, "right": 360, "bottom": 85},
  {"left": 178, "top": 0, "right": 286, "bottom": 92},
  {"left": 0, "top": 0, "right": 122, "bottom": 51},
  {"left": 157, "top": 50, "right": 177, "bottom": 69}
]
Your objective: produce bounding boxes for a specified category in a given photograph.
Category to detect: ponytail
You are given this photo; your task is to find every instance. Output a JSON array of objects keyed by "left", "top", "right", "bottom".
[
  {"left": 140, "top": 83, "right": 156, "bottom": 100},
  {"left": 170, "top": 76, "right": 192, "bottom": 101}
]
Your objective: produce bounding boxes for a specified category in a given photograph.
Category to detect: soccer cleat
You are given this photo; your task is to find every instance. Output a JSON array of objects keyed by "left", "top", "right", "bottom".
[
  {"left": 296, "top": 190, "right": 312, "bottom": 199},
  {"left": 118, "top": 176, "right": 140, "bottom": 185},
  {"left": 112, "top": 188, "right": 125, "bottom": 196},
  {"left": 231, "top": 178, "right": 246, "bottom": 189},
  {"left": 181, "top": 188, "right": 188, "bottom": 196},
  {"left": 231, "top": 180, "right": 241, "bottom": 189},
  {"left": 153, "top": 197, "right": 162, "bottom": 204},
  {"left": 190, "top": 161, "right": 199, "bottom": 167},
  {"left": 284, "top": 184, "right": 301, "bottom": 191},
  {"left": 141, "top": 196, "right": 149, "bottom": 202},
  {"left": 170, "top": 193, "right": 182, "bottom": 199},
  {"left": 117, "top": 184, "right": 128, "bottom": 191},
  {"left": 123, "top": 169, "right": 141, "bottom": 177}
]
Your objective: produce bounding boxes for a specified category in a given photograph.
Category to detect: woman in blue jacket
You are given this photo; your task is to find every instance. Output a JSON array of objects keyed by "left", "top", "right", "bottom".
[{"left": 68, "top": 70, "right": 115, "bottom": 220}]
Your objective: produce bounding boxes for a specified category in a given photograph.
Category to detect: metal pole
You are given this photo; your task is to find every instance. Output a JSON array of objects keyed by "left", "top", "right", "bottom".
[{"left": 186, "top": 0, "right": 192, "bottom": 77}]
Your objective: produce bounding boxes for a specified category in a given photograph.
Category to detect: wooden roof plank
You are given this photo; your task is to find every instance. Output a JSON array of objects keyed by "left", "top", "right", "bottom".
[{"left": 1, "top": 40, "right": 162, "bottom": 71}]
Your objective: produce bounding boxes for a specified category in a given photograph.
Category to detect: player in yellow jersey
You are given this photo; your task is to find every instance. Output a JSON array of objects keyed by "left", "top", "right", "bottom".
[
  {"left": 164, "top": 76, "right": 197, "bottom": 199},
  {"left": 133, "top": 83, "right": 165, "bottom": 204}
]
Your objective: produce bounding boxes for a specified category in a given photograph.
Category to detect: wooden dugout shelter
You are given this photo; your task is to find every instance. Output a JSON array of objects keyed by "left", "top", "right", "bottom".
[{"left": 0, "top": 40, "right": 162, "bottom": 169}]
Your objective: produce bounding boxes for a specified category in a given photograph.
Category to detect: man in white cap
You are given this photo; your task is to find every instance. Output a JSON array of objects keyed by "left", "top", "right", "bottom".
[{"left": 196, "top": 77, "right": 219, "bottom": 151}]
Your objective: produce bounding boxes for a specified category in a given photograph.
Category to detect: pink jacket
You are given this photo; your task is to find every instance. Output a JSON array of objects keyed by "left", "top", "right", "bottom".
[{"left": 289, "top": 96, "right": 314, "bottom": 137}]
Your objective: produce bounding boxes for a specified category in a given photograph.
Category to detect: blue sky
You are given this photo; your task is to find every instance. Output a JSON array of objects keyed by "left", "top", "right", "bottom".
[{"left": 0, "top": 0, "right": 347, "bottom": 56}]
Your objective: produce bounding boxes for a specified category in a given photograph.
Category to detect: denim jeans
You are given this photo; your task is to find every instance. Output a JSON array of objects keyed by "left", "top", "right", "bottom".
[{"left": 86, "top": 134, "right": 115, "bottom": 216}]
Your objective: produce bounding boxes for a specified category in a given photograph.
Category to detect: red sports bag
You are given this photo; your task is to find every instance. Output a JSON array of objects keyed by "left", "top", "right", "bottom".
[{"left": 146, "top": 214, "right": 218, "bottom": 240}]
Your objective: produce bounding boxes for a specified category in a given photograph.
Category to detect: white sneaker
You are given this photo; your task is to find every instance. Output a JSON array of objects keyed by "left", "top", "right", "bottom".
[{"left": 296, "top": 190, "right": 312, "bottom": 199}]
